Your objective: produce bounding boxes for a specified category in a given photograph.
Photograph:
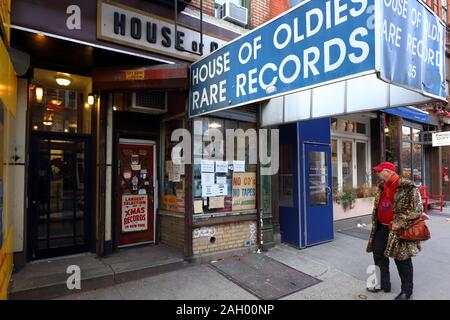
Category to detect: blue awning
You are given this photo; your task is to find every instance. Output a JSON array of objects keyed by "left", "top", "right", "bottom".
[{"left": 382, "top": 107, "right": 430, "bottom": 125}]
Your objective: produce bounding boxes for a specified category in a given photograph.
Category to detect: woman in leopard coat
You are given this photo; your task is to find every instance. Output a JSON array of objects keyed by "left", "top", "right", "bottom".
[{"left": 366, "top": 162, "right": 424, "bottom": 300}]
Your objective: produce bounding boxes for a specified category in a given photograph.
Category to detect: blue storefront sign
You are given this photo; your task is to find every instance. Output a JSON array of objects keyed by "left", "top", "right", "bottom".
[
  {"left": 190, "top": 0, "right": 376, "bottom": 117},
  {"left": 189, "top": 0, "right": 446, "bottom": 118},
  {"left": 378, "top": 0, "right": 446, "bottom": 99}
]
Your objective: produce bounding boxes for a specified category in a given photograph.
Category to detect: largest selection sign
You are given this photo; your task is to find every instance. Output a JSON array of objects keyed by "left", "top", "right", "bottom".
[{"left": 189, "top": 0, "right": 445, "bottom": 117}]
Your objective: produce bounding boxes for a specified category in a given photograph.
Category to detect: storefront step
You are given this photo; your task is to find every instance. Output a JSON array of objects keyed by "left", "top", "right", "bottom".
[{"left": 9, "top": 244, "right": 188, "bottom": 300}]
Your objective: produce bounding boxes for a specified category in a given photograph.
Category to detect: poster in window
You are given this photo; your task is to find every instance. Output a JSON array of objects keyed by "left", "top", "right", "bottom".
[
  {"left": 232, "top": 173, "right": 256, "bottom": 211},
  {"left": 213, "top": 184, "right": 228, "bottom": 196},
  {"left": 209, "top": 196, "right": 225, "bottom": 209},
  {"left": 216, "top": 176, "right": 227, "bottom": 184},
  {"left": 201, "top": 172, "right": 215, "bottom": 186},
  {"left": 194, "top": 200, "right": 203, "bottom": 214},
  {"left": 202, "top": 185, "right": 215, "bottom": 197},
  {"left": 201, "top": 159, "right": 215, "bottom": 173},
  {"left": 122, "top": 195, "right": 148, "bottom": 233},
  {"left": 215, "top": 160, "right": 228, "bottom": 173},
  {"left": 233, "top": 161, "right": 245, "bottom": 172}
]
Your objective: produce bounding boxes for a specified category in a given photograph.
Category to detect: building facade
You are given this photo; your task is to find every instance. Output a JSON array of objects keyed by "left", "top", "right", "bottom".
[{"left": 1, "top": 0, "right": 448, "bottom": 299}]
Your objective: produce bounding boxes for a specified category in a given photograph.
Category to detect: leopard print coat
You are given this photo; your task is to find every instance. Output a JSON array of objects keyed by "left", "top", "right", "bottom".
[{"left": 366, "top": 178, "right": 423, "bottom": 261}]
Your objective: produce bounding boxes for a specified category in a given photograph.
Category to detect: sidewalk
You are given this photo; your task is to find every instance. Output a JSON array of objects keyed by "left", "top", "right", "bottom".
[
  {"left": 10, "top": 244, "right": 188, "bottom": 300},
  {"left": 12, "top": 209, "right": 449, "bottom": 300},
  {"left": 55, "top": 209, "right": 450, "bottom": 300}
]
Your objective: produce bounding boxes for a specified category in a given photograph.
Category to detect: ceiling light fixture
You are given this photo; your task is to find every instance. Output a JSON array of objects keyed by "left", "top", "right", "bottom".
[
  {"left": 87, "top": 93, "right": 95, "bottom": 106},
  {"left": 35, "top": 86, "right": 43, "bottom": 102},
  {"left": 55, "top": 73, "right": 71, "bottom": 87},
  {"left": 208, "top": 122, "right": 222, "bottom": 129},
  {"left": 50, "top": 99, "right": 62, "bottom": 106},
  {"left": 42, "top": 114, "right": 53, "bottom": 126}
]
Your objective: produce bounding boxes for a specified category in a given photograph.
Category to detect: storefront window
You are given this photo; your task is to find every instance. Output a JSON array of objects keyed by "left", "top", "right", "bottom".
[
  {"left": 193, "top": 117, "right": 257, "bottom": 215},
  {"left": 401, "top": 124, "right": 424, "bottom": 185},
  {"left": 413, "top": 144, "right": 423, "bottom": 185},
  {"left": 342, "top": 140, "right": 353, "bottom": 190},
  {"left": 402, "top": 142, "right": 412, "bottom": 179},
  {"left": 402, "top": 126, "right": 411, "bottom": 140},
  {"left": 332, "top": 117, "right": 370, "bottom": 192},
  {"left": 161, "top": 119, "right": 185, "bottom": 213},
  {"left": 412, "top": 128, "right": 421, "bottom": 142},
  {"left": 356, "top": 142, "right": 367, "bottom": 186},
  {"left": 30, "top": 69, "right": 93, "bottom": 134},
  {"left": 331, "top": 139, "right": 338, "bottom": 192},
  {"left": 336, "top": 120, "right": 366, "bottom": 134}
]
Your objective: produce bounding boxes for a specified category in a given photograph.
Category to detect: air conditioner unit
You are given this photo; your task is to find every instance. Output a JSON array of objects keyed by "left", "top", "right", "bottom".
[
  {"left": 130, "top": 91, "right": 168, "bottom": 114},
  {"left": 222, "top": 1, "right": 248, "bottom": 27}
]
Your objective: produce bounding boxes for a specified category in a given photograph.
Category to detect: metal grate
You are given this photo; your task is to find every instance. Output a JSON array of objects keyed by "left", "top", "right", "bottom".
[{"left": 131, "top": 91, "right": 167, "bottom": 113}]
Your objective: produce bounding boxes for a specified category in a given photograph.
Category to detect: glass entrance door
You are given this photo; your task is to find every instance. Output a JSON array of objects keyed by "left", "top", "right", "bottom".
[
  {"left": 304, "top": 143, "right": 334, "bottom": 246},
  {"left": 28, "top": 133, "right": 91, "bottom": 259}
]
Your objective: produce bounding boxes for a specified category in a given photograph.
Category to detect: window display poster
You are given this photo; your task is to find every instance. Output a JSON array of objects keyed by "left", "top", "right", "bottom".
[
  {"left": 209, "top": 196, "right": 225, "bottom": 209},
  {"left": 216, "top": 176, "right": 227, "bottom": 184},
  {"left": 176, "top": 189, "right": 185, "bottom": 211},
  {"left": 213, "top": 184, "right": 228, "bottom": 196},
  {"left": 202, "top": 185, "right": 215, "bottom": 197},
  {"left": 122, "top": 195, "right": 148, "bottom": 233},
  {"left": 201, "top": 172, "right": 215, "bottom": 186},
  {"left": 232, "top": 173, "right": 257, "bottom": 211},
  {"left": 233, "top": 160, "right": 245, "bottom": 172},
  {"left": 201, "top": 159, "right": 215, "bottom": 172},
  {"left": 215, "top": 160, "right": 228, "bottom": 173},
  {"left": 214, "top": 196, "right": 233, "bottom": 212},
  {"left": 172, "top": 164, "right": 182, "bottom": 182},
  {"left": 194, "top": 200, "right": 204, "bottom": 214},
  {"left": 161, "top": 195, "right": 184, "bottom": 213}
]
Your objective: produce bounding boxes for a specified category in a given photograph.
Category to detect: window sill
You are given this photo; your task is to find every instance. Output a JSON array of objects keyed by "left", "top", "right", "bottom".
[
  {"left": 193, "top": 210, "right": 257, "bottom": 227},
  {"left": 158, "top": 210, "right": 184, "bottom": 218}
]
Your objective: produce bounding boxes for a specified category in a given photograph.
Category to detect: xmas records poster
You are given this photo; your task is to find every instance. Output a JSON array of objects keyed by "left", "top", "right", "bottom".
[{"left": 122, "top": 194, "right": 148, "bottom": 232}]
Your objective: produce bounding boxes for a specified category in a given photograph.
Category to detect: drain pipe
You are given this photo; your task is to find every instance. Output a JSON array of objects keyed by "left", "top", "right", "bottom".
[{"left": 257, "top": 209, "right": 264, "bottom": 253}]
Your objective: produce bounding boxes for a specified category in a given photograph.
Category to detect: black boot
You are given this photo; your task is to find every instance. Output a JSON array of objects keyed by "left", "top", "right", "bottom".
[
  {"left": 394, "top": 292, "right": 412, "bottom": 300},
  {"left": 366, "top": 286, "right": 391, "bottom": 293}
]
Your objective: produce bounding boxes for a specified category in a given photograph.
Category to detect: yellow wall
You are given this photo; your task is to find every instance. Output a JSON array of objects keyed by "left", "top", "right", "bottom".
[
  {"left": 0, "top": 28, "right": 16, "bottom": 116},
  {"left": 0, "top": 0, "right": 11, "bottom": 45},
  {"left": 0, "top": 22, "right": 17, "bottom": 299}
]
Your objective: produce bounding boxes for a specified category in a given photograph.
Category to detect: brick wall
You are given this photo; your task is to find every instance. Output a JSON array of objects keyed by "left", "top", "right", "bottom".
[
  {"left": 159, "top": 214, "right": 185, "bottom": 250},
  {"left": 250, "top": 0, "right": 289, "bottom": 28},
  {"left": 192, "top": 221, "right": 257, "bottom": 255},
  {"left": 190, "top": 0, "right": 216, "bottom": 17}
]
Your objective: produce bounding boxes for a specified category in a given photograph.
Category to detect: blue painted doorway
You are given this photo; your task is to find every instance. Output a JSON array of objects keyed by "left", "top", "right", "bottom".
[
  {"left": 302, "top": 143, "right": 334, "bottom": 246},
  {"left": 279, "top": 119, "right": 334, "bottom": 249}
]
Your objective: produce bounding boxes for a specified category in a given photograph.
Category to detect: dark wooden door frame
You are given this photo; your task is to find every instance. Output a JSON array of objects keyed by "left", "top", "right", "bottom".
[
  {"left": 111, "top": 129, "right": 160, "bottom": 252},
  {"left": 27, "top": 131, "right": 94, "bottom": 260}
]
